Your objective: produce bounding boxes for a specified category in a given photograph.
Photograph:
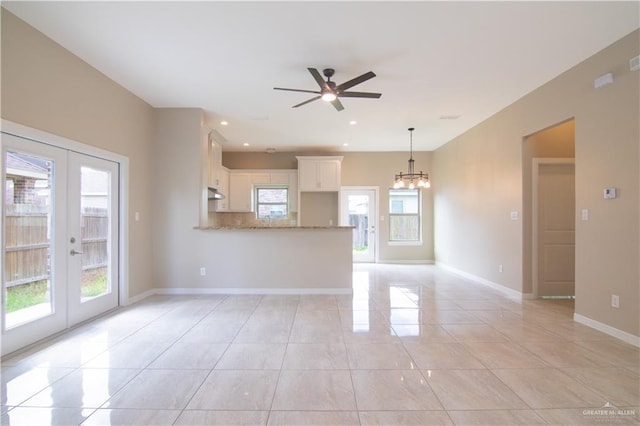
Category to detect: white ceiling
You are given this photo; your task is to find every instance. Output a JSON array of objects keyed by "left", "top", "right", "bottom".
[{"left": 4, "top": 1, "right": 638, "bottom": 152}]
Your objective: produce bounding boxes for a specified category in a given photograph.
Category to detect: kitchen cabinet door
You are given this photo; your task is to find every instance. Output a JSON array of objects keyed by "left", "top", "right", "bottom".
[
  {"left": 297, "top": 157, "right": 342, "bottom": 191},
  {"left": 215, "top": 167, "right": 230, "bottom": 212},
  {"left": 229, "top": 173, "right": 253, "bottom": 212},
  {"left": 209, "top": 140, "right": 223, "bottom": 189}
]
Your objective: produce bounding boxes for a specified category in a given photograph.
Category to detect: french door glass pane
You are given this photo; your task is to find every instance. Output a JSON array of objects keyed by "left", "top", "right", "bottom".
[
  {"left": 348, "top": 195, "right": 369, "bottom": 253},
  {"left": 80, "top": 166, "right": 110, "bottom": 301},
  {"left": 4, "top": 151, "right": 53, "bottom": 328}
]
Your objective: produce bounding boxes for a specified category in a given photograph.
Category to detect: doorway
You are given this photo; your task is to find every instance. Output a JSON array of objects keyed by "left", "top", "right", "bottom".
[
  {"left": 2, "top": 132, "right": 120, "bottom": 355},
  {"left": 532, "top": 159, "right": 575, "bottom": 297},
  {"left": 340, "top": 187, "right": 378, "bottom": 263}
]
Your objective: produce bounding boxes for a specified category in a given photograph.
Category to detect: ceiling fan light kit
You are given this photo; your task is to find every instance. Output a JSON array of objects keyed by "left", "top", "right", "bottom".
[
  {"left": 393, "top": 128, "right": 430, "bottom": 190},
  {"left": 274, "top": 67, "right": 381, "bottom": 111}
]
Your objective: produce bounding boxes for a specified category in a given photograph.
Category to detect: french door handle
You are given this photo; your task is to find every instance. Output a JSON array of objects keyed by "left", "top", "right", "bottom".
[{"left": 70, "top": 249, "right": 83, "bottom": 256}]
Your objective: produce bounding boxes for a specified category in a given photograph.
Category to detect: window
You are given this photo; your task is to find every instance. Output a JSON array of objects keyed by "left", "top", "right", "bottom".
[
  {"left": 256, "top": 187, "right": 288, "bottom": 219},
  {"left": 389, "top": 189, "right": 420, "bottom": 242}
]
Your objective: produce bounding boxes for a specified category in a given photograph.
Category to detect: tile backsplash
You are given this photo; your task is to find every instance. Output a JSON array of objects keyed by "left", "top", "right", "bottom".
[{"left": 209, "top": 211, "right": 297, "bottom": 228}]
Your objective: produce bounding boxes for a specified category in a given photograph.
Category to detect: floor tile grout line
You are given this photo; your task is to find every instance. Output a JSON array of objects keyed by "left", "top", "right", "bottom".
[
  {"left": 171, "top": 294, "right": 265, "bottom": 421},
  {"left": 260, "top": 297, "right": 299, "bottom": 423}
]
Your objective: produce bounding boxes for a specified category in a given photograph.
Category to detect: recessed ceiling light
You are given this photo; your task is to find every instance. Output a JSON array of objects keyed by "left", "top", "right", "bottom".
[
  {"left": 439, "top": 115, "right": 461, "bottom": 120},
  {"left": 349, "top": 120, "right": 357, "bottom": 125},
  {"left": 343, "top": 143, "right": 349, "bottom": 147},
  {"left": 243, "top": 143, "right": 249, "bottom": 146},
  {"left": 220, "top": 121, "right": 228, "bottom": 126}
]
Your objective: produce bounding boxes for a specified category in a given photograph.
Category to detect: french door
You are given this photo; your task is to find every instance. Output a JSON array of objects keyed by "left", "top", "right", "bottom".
[
  {"left": 340, "top": 188, "right": 377, "bottom": 263},
  {"left": 2, "top": 133, "right": 119, "bottom": 355}
]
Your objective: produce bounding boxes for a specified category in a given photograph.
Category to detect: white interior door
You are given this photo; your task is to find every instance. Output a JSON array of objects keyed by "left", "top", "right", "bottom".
[
  {"left": 340, "top": 188, "right": 377, "bottom": 263},
  {"left": 2, "top": 134, "right": 119, "bottom": 355},
  {"left": 536, "top": 162, "right": 575, "bottom": 297}
]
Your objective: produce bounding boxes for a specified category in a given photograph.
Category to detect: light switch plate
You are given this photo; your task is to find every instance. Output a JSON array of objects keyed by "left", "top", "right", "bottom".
[{"left": 581, "top": 209, "right": 589, "bottom": 221}]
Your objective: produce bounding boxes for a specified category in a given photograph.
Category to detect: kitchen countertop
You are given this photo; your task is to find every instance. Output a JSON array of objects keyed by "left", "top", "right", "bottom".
[{"left": 194, "top": 226, "right": 354, "bottom": 230}]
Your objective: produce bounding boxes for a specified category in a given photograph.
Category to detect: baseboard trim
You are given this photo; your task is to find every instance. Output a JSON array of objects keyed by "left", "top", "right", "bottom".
[
  {"left": 436, "top": 262, "right": 524, "bottom": 300},
  {"left": 123, "top": 289, "right": 157, "bottom": 306},
  {"left": 154, "top": 287, "right": 353, "bottom": 295},
  {"left": 381, "top": 260, "right": 435, "bottom": 265},
  {"left": 574, "top": 313, "right": 640, "bottom": 347}
]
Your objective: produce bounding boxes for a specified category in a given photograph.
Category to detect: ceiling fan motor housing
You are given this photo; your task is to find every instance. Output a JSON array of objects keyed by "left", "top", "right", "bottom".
[{"left": 323, "top": 68, "right": 335, "bottom": 79}]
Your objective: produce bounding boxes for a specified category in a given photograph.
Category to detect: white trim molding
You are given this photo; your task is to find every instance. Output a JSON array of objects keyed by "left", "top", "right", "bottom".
[
  {"left": 574, "top": 314, "right": 640, "bottom": 347},
  {"left": 124, "top": 289, "right": 158, "bottom": 306},
  {"left": 437, "top": 262, "right": 524, "bottom": 300}
]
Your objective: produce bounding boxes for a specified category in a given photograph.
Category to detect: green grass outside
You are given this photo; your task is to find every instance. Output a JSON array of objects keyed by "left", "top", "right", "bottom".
[
  {"left": 5, "top": 269, "right": 108, "bottom": 312},
  {"left": 5, "top": 280, "right": 48, "bottom": 313},
  {"left": 81, "top": 269, "right": 108, "bottom": 298}
]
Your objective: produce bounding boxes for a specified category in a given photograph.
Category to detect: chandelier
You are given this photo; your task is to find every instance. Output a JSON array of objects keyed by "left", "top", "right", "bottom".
[{"left": 393, "top": 127, "right": 430, "bottom": 189}]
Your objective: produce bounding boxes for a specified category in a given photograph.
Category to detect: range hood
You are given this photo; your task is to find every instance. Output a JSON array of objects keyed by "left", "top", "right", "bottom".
[{"left": 207, "top": 187, "right": 226, "bottom": 200}]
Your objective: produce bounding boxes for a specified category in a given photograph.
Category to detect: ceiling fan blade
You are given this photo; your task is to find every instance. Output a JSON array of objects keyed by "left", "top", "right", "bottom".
[
  {"left": 274, "top": 87, "right": 321, "bottom": 94},
  {"left": 336, "top": 71, "right": 376, "bottom": 92},
  {"left": 331, "top": 98, "right": 344, "bottom": 111},
  {"left": 292, "top": 96, "right": 321, "bottom": 108},
  {"left": 308, "top": 68, "right": 326, "bottom": 89},
  {"left": 339, "top": 91, "right": 382, "bottom": 99}
]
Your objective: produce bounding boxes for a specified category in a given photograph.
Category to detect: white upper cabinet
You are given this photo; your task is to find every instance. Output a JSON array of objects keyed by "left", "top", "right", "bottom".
[
  {"left": 208, "top": 137, "right": 223, "bottom": 189},
  {"left": 250, "top": 173, "right": 270, "bottom": 185},
  {"left": 215, "top": 167, "right": 230, "bottom": 212},
  {"left": 228, "top": 172, "right": 253, "bottom": 212},
  {"left": 270, "top": 172, "right": 290, "bottom": 185},
  {"left": 297, "top": 156, "right": 343, "bottom": 191}
]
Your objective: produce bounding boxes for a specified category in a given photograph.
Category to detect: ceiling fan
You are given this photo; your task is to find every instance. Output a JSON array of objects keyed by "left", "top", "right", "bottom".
[{"left": 274, "top": 68, "right": 381, "bottom": 111}]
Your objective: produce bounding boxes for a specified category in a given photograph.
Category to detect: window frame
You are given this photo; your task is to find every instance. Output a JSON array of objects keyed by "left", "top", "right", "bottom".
[
  {"left": 255, "top": 185, "right": 289, "bottom": 219},
  {"left": 388, "top": 188, "right": 422, "bottom": 245}
]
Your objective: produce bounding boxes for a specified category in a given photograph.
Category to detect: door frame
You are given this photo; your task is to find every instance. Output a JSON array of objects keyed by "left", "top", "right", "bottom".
[
  {"left": 340, "top": 186, "right": 379, "bottom": 263},
  {"left": 531, "top": 157, "right": 575, "bottom": 298},
  {"left": 2, "top": 120, "right": 130, "bottom": 307}
]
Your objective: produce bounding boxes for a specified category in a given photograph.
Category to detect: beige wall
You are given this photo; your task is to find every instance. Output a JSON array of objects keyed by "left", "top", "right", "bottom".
[
  {"left": 224, "top": 151, "right": 435, "bottom": 262},
  {"left": 151, "top": 108, "right": 206, "bottom": 288},
  {"left": 1, "top": 10, "right": 156, "bottom": 299},
  {"left": 434, "top": 30, "right": 639, "bottom": 337}
]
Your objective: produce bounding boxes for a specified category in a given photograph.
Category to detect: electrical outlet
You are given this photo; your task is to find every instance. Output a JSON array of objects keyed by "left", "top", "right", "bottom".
[
  {"left": 498, "top": 264, "right": 503, "bottom": 273},
  {"left": 200, "top": 267, "right": 206, "bottom": 276},
  {"left": 611, "top": 294, "right": 619, "bottom": 308}
]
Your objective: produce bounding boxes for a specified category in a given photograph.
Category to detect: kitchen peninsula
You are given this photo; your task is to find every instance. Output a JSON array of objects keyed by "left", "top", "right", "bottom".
[
  {"left": 191, "top": 147, "right": 353, "bottom": 294},
  {"left": 192, "top": 225, "right": 353, "bottom": 294}
]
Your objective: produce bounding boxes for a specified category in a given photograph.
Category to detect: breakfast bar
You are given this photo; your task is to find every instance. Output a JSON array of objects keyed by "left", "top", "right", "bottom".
[{"left": 186, "top": 226, "right": 353, "bottom": 294}]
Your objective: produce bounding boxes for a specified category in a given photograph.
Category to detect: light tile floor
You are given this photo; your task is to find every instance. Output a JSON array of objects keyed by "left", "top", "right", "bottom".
[{"left": 1, "top": 264, "right": 639, "bottom": 425}]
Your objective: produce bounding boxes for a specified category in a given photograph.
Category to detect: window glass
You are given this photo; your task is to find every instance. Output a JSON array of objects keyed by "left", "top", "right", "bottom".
[
  {"left": 256, "top": 187, "right": 288, "bottom": 219},
  {"left": 389, "top": 189, "right": 420, "bottom": 241}
]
